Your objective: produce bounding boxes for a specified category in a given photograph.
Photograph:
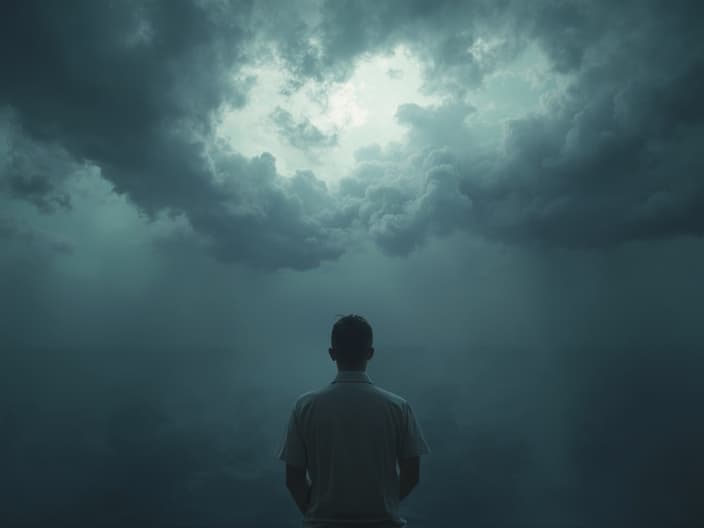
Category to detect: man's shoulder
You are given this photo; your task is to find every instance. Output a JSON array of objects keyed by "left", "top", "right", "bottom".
[
  {"left": 293, "top": 389, "right": 321, "bottom": 408},
  {"left": 292, "top": 383, "right": 409, "bottom": 411},
  {"left": 369, "top": 384, "right": 408, "bottom": 409},
  {"left": 291, "top": 386, "right": 333, "bottom": 413}
]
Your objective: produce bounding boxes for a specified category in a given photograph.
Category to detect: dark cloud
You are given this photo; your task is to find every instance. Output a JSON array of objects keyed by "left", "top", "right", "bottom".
[
  {"left": 0, "top": 217, "right": 75, "bottom": 256},
  {"left": 248, "top": 0, "right": 704, "bottom": 255},
  {"left": 2, "top": 0, "right": 704, "bottom": 267},
  {"left": 527, "top": 0, "right": 606, "bottom": 73},
  {"left": 328, "top": 101, "right": 477, "bottom": 257},
  {"left": 337, "top": 146, "right": 472, "bottom": 256},
  {"left": 6, "top": 171, "right": 72, "bottom": 213},
  {"left": 459, "top": 54, "right": 704, "bottom": 248},
  {"left": 395, "top": 100, "right": 476, "bottom": 152},
  {"left": 188, "top": 149, "right": 346, "bottom": 270},
  {"left": 270, "top": 106, "right": 338, "bottom": 149},
  {"left": 0, "top": 116, "right": 74, "bottom": 212},
  {"left": 267, "top": 0, "right": 522, "bottom": 94},
  {"left": 0, "top": 0, "right": 243, "bottom": 233},
  {"left": 483, "top": 1, "right": 704, "bottom": 248},
  {"left": 0, "top": 0, "right": 345, "bottom": 271},
  {"left": 329, "top": 1, "right": 704, "bottom": 252}
]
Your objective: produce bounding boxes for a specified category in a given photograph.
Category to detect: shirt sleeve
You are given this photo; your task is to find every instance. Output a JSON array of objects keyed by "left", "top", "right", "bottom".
[
  {"left": 400, "top": 401, "right": 431, "bottom": 459},
  {"left": 277, "top": 403, "right": 308, "bottom": 469}
]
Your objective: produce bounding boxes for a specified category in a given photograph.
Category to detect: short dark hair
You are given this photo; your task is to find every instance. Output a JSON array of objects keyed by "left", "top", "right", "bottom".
[{"left": 331, "top": 314, "right": 373, "bottom": 362}]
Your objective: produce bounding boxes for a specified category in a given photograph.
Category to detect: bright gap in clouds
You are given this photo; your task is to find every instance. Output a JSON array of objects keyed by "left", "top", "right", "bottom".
[
  {"left": 218, "top": 41, "right": 555, "bottom": 189},
  {"left": 218, "top": 45, "right": 442, "bottom": 186}
]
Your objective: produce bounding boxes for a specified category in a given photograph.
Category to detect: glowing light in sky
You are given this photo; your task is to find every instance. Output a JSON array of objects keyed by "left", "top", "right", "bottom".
[
  {"left": 218, "top": 45, "right": 441, "bottom": 183},
  {"left": 315, "top": 82, "right": 368, "bottom": 130},
  {"left": 217, "top": 42, "right": 551, "bottom": 185}
]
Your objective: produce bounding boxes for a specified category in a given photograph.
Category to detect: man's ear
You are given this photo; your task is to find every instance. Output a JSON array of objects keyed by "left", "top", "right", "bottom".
[
  {"left": 329, "top": 347, "right": 336, "bottom": 362},
  {"left": 368, "top": 347, "right": 374, "bottom": 361}
]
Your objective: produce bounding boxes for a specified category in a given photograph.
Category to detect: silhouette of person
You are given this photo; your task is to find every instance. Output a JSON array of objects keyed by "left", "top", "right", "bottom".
[{"left": 278, "top": 314, "right": 430, "bottom": 527}]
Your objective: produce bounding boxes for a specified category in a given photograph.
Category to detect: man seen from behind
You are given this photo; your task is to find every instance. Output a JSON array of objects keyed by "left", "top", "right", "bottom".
[{"left": 278, "top": 314, "right": 430, "bottom": 527}]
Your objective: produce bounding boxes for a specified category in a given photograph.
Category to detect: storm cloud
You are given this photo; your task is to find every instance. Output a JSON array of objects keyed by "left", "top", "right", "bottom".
[
  {"left": 0, "top": 0, "right": 344, "bottom": 270},
  {"left": 270, "top": 106, "right": 338, "bottom": 149},
  {"left": 3, "top": 0, "right": 704, "bottom": 267}
]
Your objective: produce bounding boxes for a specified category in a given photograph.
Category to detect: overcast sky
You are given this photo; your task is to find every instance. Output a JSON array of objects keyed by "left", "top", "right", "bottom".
[{"left": 1, "top": 1, "right": 703, "bottom": 526}]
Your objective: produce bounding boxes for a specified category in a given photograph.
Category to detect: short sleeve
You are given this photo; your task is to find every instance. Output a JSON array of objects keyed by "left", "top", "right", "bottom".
[
  {"left": 277, "top": 403, "right": 308, "bottom": 469},
  {"left": 400, "top": 401, "right": 431, "bottom": 459}
]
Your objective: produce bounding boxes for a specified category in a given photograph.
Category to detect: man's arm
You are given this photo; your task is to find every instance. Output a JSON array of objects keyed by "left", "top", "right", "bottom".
[
  {"left": 285, "top": 463, "right": 311, "bottom": 514},
  {"left": 398, "top": 456, "right": 420, "bottom": 500}
]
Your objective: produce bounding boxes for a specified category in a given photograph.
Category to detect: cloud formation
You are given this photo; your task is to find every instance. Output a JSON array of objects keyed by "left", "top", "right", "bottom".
[
  {"left": 325, "top": 0, "right": 704, "bottom": 252},
  {"left": 1, "top": 0, "right": 703, "bottom": 270},
  {"left": 0, "top": 115, "right": 74, "bottom": 213},
  {"left": 0, "top": 0, "right": 350, "bottom": 270},
  {"left": 0, "top": 217, "right": 74, "bottom": 256},
  {"left": 458, "top": 11, "right": 704, "bottom": 248},
  {"left": 270, "top": 106, "right": 338, "bottom": 149}
]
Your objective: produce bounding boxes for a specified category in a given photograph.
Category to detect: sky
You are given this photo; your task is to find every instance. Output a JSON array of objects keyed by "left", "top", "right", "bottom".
[{"left": 1, "top": 0, "right": 703, "bottom": 526}]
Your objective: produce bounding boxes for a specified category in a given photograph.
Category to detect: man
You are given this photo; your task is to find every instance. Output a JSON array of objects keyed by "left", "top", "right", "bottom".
[{"left": 278, "top": 314, "right": 430, "bottom": 527}]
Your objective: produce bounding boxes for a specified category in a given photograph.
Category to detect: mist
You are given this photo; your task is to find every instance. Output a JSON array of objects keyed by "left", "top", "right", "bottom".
[{"left": 2, "top": 1, "right": 704, "bottom": 526}]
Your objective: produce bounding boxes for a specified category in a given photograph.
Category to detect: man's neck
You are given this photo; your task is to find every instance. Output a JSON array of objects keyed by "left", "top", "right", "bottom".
[{"left": 337, "top": 365, "right": 366, "bottom": 372}]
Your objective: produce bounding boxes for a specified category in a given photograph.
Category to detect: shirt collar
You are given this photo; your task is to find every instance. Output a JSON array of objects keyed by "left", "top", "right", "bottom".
[{"left": 332, "top": 370, "right": 373, "bottom": 384}]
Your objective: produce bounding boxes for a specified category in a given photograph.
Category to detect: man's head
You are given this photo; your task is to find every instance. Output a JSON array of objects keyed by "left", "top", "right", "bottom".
[{"left": 329, "top": 314, "right": 374, "bottom": 371}]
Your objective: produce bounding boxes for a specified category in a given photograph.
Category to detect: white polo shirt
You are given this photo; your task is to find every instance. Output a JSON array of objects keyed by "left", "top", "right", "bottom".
[{"left": 278, "top": 370, "right": 430, "bottom": 527}]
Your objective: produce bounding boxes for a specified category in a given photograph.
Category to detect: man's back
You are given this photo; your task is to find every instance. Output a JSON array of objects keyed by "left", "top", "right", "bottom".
[{"left": 279, "top": 370, "right": 430, "bottom": 527}]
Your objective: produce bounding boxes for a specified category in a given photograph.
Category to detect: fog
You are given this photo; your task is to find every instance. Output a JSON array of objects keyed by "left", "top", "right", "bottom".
[
  {"left": 3, "top": 228, "right": 703, "bottom": 526},
  {"left": 2, "top": 0, "right": 704, "bottom": 526}
]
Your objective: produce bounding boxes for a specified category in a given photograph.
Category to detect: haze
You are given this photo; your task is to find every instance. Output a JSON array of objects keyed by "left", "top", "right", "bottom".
[{"left": 1, "top": 1, "right": 703, "bottom": 526}]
